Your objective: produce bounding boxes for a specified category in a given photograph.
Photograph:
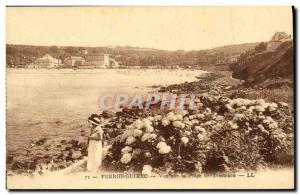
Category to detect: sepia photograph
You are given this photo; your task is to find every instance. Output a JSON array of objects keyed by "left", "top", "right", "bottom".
[{"left": 5, "top": 6, "right": 294, "bottom": 190}]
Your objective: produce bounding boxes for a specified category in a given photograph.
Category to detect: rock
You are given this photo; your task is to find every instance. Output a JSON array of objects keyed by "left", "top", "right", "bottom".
[
  {"left": 60, "top": 140, "right": 67, "bottom": 144},
  {"left": 102, "top": 110, "right": 116, "bottom": 118},
  {"left": 55, "top": 120, "right": 63, "bottom": 125},
  {"left": 68, "top": 139, "right": 80, "bottom": 148},
  {"left": 71, "top": 151, "right": 82, "bottom": 160},
  {"left": 39, "top": 155, "right": 52, "bottom": 164},
  {"left": 66, "top": 161, "right": 73, "bottom": 167},
  {"left": 11, "top": 161, "right": 24, "bottom": 171},
  {"left": 279, "top": 102, "right": 289, "bottom": 108},
  {"left": 224, "top": 86, "right": 232, "bottom": 90},
  {"left": 44, "top": 146, "right": 50, "bottom": 151},
  {"left": 57, "top": 151, "right": 68, "bottom": 161},
  {"left": 66, "top": 156, "right": 73, "bottom": 162},
  {"left": 232, "top": 38, "right": 293, "bottom": 84},
  {"left": 79, "top": 142, "right": 88, "bottom": 149},
  {"left": 58, "top": 162, "right": 67, "bottom": 169},
  {"left": 80, "top": 146, "right": 88, "bottom": 156},
  {"left": 64, "top": 146, "right": 72, "bottom": 151},
  {"left": 65, "top": 149, "right": 74, "bottom": 162},
  {"left": 49, "top": 163, "right": 58, "bottom": 171},
  {"left": 28, "top": 160, "right": 38, "bottom": 170},
  {"left": 7, "top": 155, "right": 14, "bottom": 164},
  {"left": 80, "top": 142, "right": 88, "bottom": 156},
  {"left": 35, "top": 138, "right": 47, "bottom": 146}
]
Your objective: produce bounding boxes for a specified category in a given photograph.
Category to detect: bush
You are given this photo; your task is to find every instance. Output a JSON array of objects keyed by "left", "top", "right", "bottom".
[{"left": 102, "top": 94, "right": 293, "bottom": 174}]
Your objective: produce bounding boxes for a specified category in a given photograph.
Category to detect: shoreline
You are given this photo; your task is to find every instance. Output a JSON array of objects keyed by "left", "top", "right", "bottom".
[
  {"left": 7, "top": 68, "right": 207, "bottom": 73},
  {"left": 6, "top": 68, "right": 294, "bottom": 180},
  {"left": 6, "top": 69, "right": 203, "bottom": 175}
]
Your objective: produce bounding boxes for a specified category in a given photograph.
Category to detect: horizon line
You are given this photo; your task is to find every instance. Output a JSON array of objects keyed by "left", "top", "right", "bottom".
[{"left": 5, "top": 40, "right": 266, "bottom": 52}]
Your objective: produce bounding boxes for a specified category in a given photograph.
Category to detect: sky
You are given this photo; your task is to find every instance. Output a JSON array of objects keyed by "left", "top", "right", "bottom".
[{"left": 6, "top": 6, "right": 293, "bottom": 51}]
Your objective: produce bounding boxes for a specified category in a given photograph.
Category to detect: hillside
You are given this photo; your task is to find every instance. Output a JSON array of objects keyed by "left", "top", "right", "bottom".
[
  {"left": 232, "top": 40, "right": 293, "bottom": 87},
  {"left": 209, "top": 42, "right": 259, "bottom": 56},
  {"left": 6, "top": 42, "right": 258, "bottom": 68}
]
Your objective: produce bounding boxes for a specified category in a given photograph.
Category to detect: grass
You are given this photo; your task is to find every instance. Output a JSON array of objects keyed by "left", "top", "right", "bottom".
[
  {"left": 198, "top": 65, "right": 294, "bottom": 106},
  {"left": 241, "top": 88, "right": 294, "bottom": 105}
]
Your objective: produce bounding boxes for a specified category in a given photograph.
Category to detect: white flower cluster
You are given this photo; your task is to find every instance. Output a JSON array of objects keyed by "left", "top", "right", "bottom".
[
  {"left": 228, "top": 121, "right": 238, "bottom": 129},
  {"left": 121, "top": 116, "right": 156, "bottom": 143},
  {"left": 141, "top": 133, "right": 157, "bottom": 142},
  {"left": 103, "top": 93, "right": 292, "bottom": 174},
  {"left": 194, "top": 126, "right": 206, "bottom": 134},
  {"left": 120, "top": 146, "right": 134, "bottom": 164},
  {"left": 156, "top": 141, "right": 171, "bottom": 154},
  {"left": 173, "top": 120, "right": 185, "bottom": 129},
  {"left": 162, "top": 119, "right": 170, "bottom": 126},
  {"left": 125, "top": 136, "right": 136, "bottom": 145},
  {"left": 121, "top": 146, "right": 133, "bottom": 154},
  {"left": 227, "top": 98, "right": 279, "bottom": 113},
  {"left": 161, "top": 112, "right": 186, "bottom": 127},
  {"left": 181, "top": 137, "right": 189, "bottom": 144},
  {"left": 118, "top": 114, "right": 175, "bottom": 164},
  {"left": 120, "top": 153, "right": 132, "bottom": 164}
]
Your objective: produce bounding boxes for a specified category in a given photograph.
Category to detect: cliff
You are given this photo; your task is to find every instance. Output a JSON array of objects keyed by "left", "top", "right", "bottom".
[{"left": 232, "top": 40, "right": 293, "bottom": 86}]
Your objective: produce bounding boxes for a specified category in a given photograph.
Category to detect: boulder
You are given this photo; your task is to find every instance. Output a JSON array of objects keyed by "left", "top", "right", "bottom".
[
  {"left": 7, "top": 155, "right": 14, "bottom": 164},
  {"left": 71, "top": 151, "right": 82, "bottom": 160},
  {"left": 11, "top": 161, "right": 24, "bottom": 171},
  {"left": 60, "top": 140, "right": 67, "bottom": 144},
  {"left": 35, "top": 138, "right": 47, "bottom": 146},
  {"left": 68, "top": 139, "right": 80, "bottom": 148},
  {"left": 102, "top": 110, "right": 116, "bottom": 118}
]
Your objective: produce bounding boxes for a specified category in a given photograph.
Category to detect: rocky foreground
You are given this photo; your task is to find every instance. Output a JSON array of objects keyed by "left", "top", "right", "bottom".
[{"left": 7, "top": 72, "right": 294, "bottom": 176}]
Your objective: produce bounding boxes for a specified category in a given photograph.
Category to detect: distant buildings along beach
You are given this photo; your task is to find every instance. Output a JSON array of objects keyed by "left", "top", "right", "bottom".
[
  {"left": 6, "top": 32, "right": 292, "bottom": 69},
  {"left": 13, "top": 51, "right": 120, "bottom": 69}
]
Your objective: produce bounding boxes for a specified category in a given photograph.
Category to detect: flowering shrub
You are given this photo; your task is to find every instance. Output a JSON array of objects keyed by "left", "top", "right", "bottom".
[{"left": 102, "top": 94, "right": 293, "bottom": 174}]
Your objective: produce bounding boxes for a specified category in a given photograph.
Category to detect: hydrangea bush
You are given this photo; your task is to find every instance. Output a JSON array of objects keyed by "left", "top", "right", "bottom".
[{"left": 102, "top": 94, "right": 293, "bottom": 174}]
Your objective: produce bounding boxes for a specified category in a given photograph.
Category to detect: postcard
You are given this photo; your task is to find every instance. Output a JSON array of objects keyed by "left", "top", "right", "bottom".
[{"left": 6, "top": 6, "right": 294, "bottom": 190}]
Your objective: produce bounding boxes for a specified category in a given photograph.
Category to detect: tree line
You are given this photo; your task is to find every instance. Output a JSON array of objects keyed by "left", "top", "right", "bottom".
[{"left": 6, "top": 43, "right": 258, "bottom": 68}]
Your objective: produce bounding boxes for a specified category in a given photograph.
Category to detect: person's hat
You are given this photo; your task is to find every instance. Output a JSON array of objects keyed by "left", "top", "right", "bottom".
[{"left": 88, "top": 114, "right": 101, "bottom": 125}]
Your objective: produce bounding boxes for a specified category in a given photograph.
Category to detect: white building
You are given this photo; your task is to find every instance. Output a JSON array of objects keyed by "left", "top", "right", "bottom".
[
  {"left": 267, "top": 32, "right": 292, "bottom": 51},
  {"left": 83, "top": 54, "right": 110, "bottom": 68},
  {"left": 64, "top": 56, "right": 85, "bottom": 68},
  {"left": 34, "top": 54, "right": 61, "bottom": 68}
]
